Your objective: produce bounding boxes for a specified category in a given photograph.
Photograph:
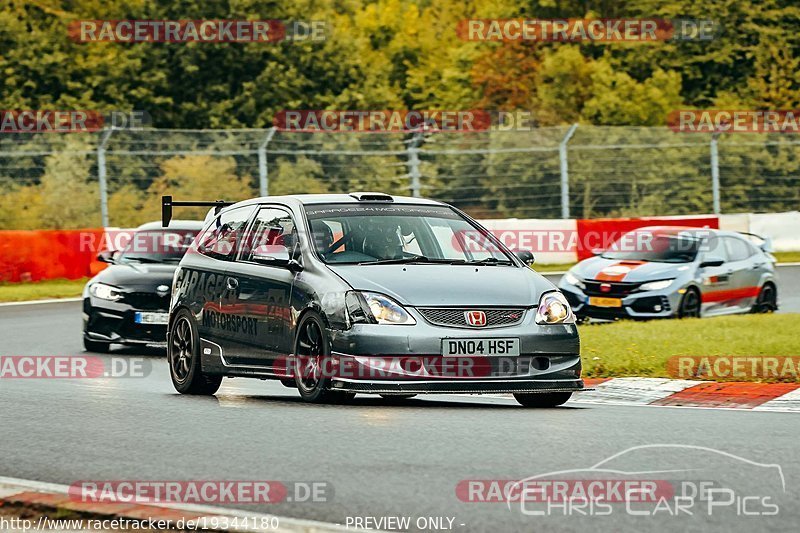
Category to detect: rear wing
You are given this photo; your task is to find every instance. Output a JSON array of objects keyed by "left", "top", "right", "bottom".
[
  {"left": 161, "top": 195, "right": 234, "bottom": 227},
  {"left": 739, "top": 231, "right": 774, "bottom": 253}
]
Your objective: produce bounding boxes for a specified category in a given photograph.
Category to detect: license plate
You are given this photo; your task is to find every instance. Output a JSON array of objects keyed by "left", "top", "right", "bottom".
[
  {"left": 441, "top": 338, "right": 520, "bottom": 356},
  {"left": 134, "top": 312, "right": 169, "bottom": 325},
  {"left": 588, "top": 296, "right": 623, "bottom": 308}
]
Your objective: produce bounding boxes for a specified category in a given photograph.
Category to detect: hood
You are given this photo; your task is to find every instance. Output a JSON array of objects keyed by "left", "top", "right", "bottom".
[
  {"left": 327, "top": 264, "right": 555, "bottom": 307},
  {"left": 573, "top": 256, "right": 691, "bottom": 283},
  {"left": 90, "top": 262, "right": 178, "bottom": 291}
]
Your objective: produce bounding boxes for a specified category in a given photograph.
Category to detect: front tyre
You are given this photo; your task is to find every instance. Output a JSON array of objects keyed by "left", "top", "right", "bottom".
[
  {"left": 678, "top": 287, "right": 701, "bottom": 318},
  {"left": 513, "top": 392, "right": 572, "bottom": 407},
  {"left": 168, "top": 309, "right": 222, "bottom": 395},
  {"left": 294, "top": 311, "right": 355, "bottom": 404}
]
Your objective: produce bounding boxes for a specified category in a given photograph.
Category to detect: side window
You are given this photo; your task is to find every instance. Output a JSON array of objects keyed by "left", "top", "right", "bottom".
[
  {"left": 243, "top": 207, "right": 296, "bottom": 261},
  {"left": 196, "top": 207, "right": 255, "bottom": 261},
  {"left": 725, "top": 237, "right": 753, "bottom": 262},
  {"left": 703, "top": 235, "right": 729, "bottom": 262}
]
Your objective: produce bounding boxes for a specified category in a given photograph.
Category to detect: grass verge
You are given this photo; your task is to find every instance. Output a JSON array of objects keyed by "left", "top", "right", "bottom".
[
  {"left": 0, "top": 278, "right": 88, "bottom": 303},
  {"left": 580, "top": 313, "right": 800, "bottom": 381}
]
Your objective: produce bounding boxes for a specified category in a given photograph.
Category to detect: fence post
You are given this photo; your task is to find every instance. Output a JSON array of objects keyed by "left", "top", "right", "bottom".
[
  {"left": 559, "top": 123, "right": 579, "bottom": 219},
  {"left": 97, "top": 128, "right": 114, "bottom": 227},
  {"left": 258, "top": 127, "right": 277, "bottom": 197},
  {"left": 710, "top": 132, "right": 721, "bottom": 214},
  {"left": 406, "top": 131, "right": 424, "bottom": 197}
]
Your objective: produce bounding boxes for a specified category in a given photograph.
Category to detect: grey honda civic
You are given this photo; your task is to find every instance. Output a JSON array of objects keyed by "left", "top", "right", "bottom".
[{"left": 163, "top": 193, "right": 584, "bottom": 406}]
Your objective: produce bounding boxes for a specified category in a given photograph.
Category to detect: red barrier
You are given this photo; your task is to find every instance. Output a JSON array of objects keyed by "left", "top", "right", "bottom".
[
  {"left": 0, "top": 229, "right": 105, "bottom": 282},
  {"left": 575, "top": 216, "right": 719, "bottom": 260}
]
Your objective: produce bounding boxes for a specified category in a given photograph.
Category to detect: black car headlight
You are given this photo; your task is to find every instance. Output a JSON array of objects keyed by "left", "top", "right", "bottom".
[
  {"left": 89, "top": 282, "right": 121, "bottom": 301},
  {"left": 345, "top": 291, "right": 416, "bottom": 325},
  {"left": 535, "top": 291, "right": 573, "bottom": 325}
]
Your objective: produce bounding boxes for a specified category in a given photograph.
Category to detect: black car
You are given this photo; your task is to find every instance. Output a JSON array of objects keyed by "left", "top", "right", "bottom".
[
  {"left": 164, "top": 193, "right": 584, "bottom": 406},
  {"left": 82, "top": 220, "right": 203, "bottom": 352}
]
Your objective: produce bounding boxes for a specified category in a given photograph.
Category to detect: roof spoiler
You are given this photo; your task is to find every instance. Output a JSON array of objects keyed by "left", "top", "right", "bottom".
[
  {"left": 161, "top": 195, "right": 234, "bottom": 227},
  {"left": 739, "top": 231, "right": 774, "bottom": 253}
]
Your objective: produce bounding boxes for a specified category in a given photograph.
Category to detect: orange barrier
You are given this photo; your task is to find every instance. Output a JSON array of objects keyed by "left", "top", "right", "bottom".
[{"left": 0, "top": 229, "right": 106, "bottom": 282}]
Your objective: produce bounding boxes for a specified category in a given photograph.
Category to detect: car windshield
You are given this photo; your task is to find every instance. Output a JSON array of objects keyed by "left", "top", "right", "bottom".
[
  {"left": 601, "top": 231, "right": 703, "bottom": 263},
  {"left": 117, "top": 230, "right": 198, "bottom": 264},
  {"left": 304, "top": 204, "right": 514, "bottom": 265}
]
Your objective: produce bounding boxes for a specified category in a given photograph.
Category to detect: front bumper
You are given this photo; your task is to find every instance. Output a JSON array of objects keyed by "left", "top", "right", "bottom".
[
  {"left": 83, "top": 296, "right": 169, "bottom": 346},
  {"left": 323, "top": 308, "right": 583, "bottom": 394},
  {"left": 330, "top": 377, "right": 586, "bottom": 394},
  {"left": 559, "top": 283, "right": 682, "bottom": 320}
]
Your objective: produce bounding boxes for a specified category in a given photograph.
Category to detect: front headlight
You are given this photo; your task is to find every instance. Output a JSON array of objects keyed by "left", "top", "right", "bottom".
[
  {"left": 347, "top": 291, "right": 416, "bottom": 325},
  {"left": 535, "top": 291, "right": 573, "bottom": 324},
  {"left": 89, "top": 282, "right": 121, "bottom": 301},
  {"left": 639, "top": 279, "right": 675, "bottom": 291},
  {"left": 563, "top": 271, "right": 586, "bottom": 290}
]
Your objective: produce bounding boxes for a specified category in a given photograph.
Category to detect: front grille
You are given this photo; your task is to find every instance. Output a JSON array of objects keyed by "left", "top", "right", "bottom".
[
  {"left": 120, "top": 291, "right": 169, "bottom": 311},
  {"left": 583, "top": 280, "right": 643, "bottom": 298},
  {"left": 417, "top": 307, "right": 526, "bottom": 328}
]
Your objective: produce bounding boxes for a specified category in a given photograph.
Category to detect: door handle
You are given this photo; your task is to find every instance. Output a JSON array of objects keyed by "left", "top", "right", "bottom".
[{"left": 226, "top": 277, "right": 239, "bottom": 290}]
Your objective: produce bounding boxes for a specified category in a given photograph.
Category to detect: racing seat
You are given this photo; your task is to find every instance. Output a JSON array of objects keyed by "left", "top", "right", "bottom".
[
  {"left": 362, "top": 222, "right": 404, "bottom": 260},
  {"left": 310, "top": 220, "right": 334, "bottom": 258}
]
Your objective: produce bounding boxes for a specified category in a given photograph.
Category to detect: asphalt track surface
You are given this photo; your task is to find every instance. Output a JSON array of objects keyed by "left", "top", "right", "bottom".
[{"left": 2, "top": 266, "right": 800, "bottom": 532}]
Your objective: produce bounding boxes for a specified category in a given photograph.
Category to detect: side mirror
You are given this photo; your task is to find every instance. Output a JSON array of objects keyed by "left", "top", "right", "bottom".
[
  {"left": 252, "top": 249, "right": 303, "bottom": 272},
  {"left": 514, "top": 250, "right": 535, "bottom": 266},
  {"left": 97, "top": 250, "right": 117, "bottom": 264},
  {"left": 699, "top": 258, "right": 725, "bottom": 268}
]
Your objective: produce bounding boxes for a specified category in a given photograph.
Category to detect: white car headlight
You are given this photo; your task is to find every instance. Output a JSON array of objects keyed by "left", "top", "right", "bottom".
[
  {"left": 89, "top": 282, "right": 121, "bottom": 301},
  {"left": 535, "top": 291, "right": 573, "bottom": 325},
  {"left": 360, "top": 291, "right": 416, "bottom": 325},
  {"left": 640, "top": 279, "right": 675, "bottom": 291},
  {"left": 563, "top": 271, "right": 586, "bottom": 290}
]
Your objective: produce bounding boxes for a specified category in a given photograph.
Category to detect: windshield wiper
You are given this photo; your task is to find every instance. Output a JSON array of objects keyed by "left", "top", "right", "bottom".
[
  {"left": 358, "top": 256, "right": 467, "bottom": 265},
  {"left": 464, "top": 257, "right": 513, "bottom": 265}
]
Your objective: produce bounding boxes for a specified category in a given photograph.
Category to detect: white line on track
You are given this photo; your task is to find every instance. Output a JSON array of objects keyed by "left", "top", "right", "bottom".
[
  {"left": 0, "top": 475, "right": 361, "bottom": 533},
  {"left": 0, "top": 297, "right": 82, "bottom": 307}
]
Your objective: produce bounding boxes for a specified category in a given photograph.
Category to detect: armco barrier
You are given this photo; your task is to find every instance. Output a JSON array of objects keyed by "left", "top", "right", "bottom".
[
  {"left": 749, "top": 211, "right": 800, "bottom": 252},
  {"left": 0, "top": 229, "right": 105, "bottom": 282},
  {"left": 478, "top": 218, "right": 578, "bottom": 265}
]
